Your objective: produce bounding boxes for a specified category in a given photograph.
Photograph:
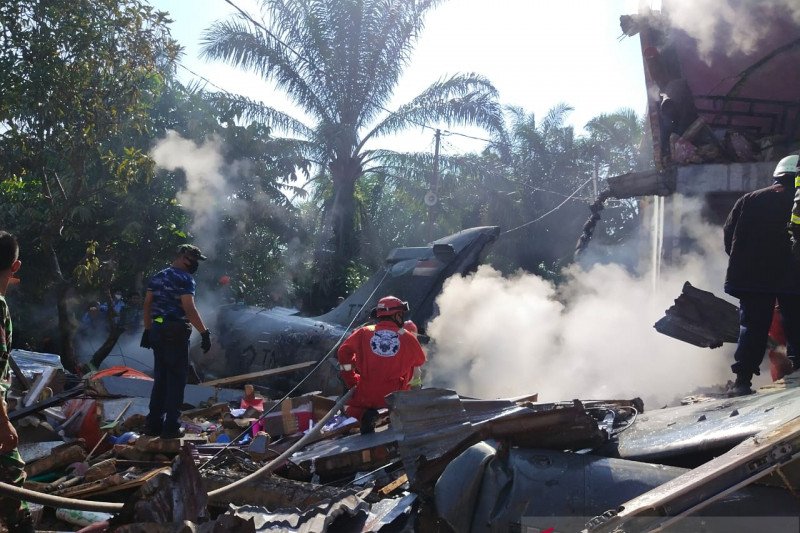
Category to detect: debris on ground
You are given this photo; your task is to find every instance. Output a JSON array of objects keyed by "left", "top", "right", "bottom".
[{"left": 4, "top": 349, "right": 800, "bottom": 533}]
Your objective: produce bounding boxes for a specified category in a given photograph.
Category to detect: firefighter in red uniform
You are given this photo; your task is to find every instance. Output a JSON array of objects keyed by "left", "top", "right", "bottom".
[{"left": 337, "top": 296, "right": 426, "bottom": 433}]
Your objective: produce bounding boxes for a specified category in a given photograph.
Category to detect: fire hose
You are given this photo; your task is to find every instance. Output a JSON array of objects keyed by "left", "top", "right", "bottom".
[
  {"left": 207, "top": 387, "right": 353, "bottom": 499},
  {"left": 0, "top": 388, "right": 354, "bottom": 513}
]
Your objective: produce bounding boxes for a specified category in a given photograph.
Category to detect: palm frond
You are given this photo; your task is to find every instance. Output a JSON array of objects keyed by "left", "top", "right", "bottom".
[
  {"left": 361, "top": 73, "right": 505, "bottom": 149},
  {"left": 201, "top": 17, "right": 333, "bottom": 122},
  {"left": 204, "top": 92, "right": 315, "bottom": 138}
]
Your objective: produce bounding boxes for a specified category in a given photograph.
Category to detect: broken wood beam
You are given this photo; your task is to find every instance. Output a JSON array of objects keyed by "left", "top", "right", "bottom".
[
  {"left": 23, "top": 367, "right": 56, "bottom": 407},
  {"left": 8, "top": 356, "right": 31, "bottom": 390},
  {"left": 378, "top": 473, "right": 408, "bottom": 496},
  {"left": 52, "top": 474, "right": 124, "bottom": 498},
  {"left": 25, "top": 445, "right": 86, "bottom": 478},
  {"left": 84, "top": 459, "right": 117, "bottom": 482},
  {"left": 199, "top": 361, "right": 316, "bottom": 387}
]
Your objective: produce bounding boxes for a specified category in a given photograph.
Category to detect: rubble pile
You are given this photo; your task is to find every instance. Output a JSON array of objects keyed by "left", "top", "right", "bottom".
[{"left": 5, "top": 348, "right": 800, "bottom": 532}]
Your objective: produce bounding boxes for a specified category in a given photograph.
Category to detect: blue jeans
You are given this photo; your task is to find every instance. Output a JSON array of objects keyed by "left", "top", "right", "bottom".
[
  {"left": 732, "top": 293, "right": 800, "bottom": 378},
  {"left": 146, "top": 321, "right": 191, "bottom": 433}
]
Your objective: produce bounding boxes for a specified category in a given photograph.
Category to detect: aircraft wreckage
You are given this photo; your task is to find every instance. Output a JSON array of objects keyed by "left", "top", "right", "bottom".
[{"left": 193, "top": 225, "right": 502, "bottom": 396}]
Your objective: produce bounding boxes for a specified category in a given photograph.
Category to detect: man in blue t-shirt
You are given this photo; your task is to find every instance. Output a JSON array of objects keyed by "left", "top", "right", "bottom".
[{"left": 140, "top": 244, "right": 212, "bottom": 438}]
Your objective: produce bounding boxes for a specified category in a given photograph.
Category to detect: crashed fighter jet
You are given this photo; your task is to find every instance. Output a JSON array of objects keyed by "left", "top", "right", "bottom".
[{"left": 194, "top": 226, "right": 500, "bottom": 395}]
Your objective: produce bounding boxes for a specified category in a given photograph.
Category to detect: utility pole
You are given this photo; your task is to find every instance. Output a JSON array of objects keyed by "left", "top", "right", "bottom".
[
  {"left": 425, "top": 129, "right": 441, "bottom": 242},
  {"left": 592, "top": 156, "right": 599, "bottom": 198}
]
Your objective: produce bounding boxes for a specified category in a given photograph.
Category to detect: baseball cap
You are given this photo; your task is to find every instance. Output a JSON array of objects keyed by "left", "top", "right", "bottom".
[{"left": 177, "top": 244, "right": 207, "bottom": 261}]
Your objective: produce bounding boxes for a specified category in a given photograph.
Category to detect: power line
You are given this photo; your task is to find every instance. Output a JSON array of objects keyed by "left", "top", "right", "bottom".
[
  {"left": 177, "top": 63, "right": 230, "bottom": 94},
  {"left": 501, "top": 178, "right": 593, "bottom": 236},
  {"left": 195, "top": 0, "right": 618, "bottom": 160}
]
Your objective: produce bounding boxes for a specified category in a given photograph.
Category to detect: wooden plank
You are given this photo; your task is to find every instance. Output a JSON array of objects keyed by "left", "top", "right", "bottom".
[
  {"left": 55, "top": 475, "right": 124, "bottom": 498},
  {"left": 585, "top": 416, "right": 800, "bottom": 532},
  {"left": 199, "top": 361, "right": 316, "bottom": 387},
  {"left": 96, "top": 376, "right": 242, "bottom": 405},
  {"left": 22, "top": 367, "right": 56, "bottom": 407},
  {"left": 89, "top": 467, "right": 171, "bottom": 497},
  {"left": 378, "top": 473, "right": 408, "bottom": 496}
]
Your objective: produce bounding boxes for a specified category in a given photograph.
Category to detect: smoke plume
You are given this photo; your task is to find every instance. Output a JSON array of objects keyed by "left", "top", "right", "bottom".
[
  {"left": 664, "top": 0, "right": 800, "bottom": 61},
  {"left": 427, "top": 196, "right": 740, "bottom": 407},
  {"left": 150, "top": 130, "right": 229, "bottom": 253}
]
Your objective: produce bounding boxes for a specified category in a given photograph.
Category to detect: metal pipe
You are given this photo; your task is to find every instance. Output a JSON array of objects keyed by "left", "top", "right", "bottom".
[
  {"left": 0, "top": 389, "right": 354, "bottom": 512},
  {"left": 0, "top": 481, "right": 124, "bottom": 512},
  {"left": 207, "top": 388, "right": 354, "bottom": 499}
]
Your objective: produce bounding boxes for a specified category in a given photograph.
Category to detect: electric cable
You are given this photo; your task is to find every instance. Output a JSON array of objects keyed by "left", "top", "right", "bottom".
[
  {"left": 197, "top": 268, "right": 391, "bottom": 471},
  {"left": 207, "top": 388, "right": 354, "bottom": 498},
  {"left": 501, "top": 178, "right": 593, "bottom": 236}
]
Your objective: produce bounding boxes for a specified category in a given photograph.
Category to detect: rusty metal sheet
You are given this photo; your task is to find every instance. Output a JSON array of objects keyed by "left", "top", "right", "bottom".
[
  {"left": 227, "top": 493, "right": 369, "bottom": 533},
  {"left": 202, "top": 472, "right": 361, "bottom": 510},
  {"left": 653, "top": 282, "right": 739, "bottom": 348},
  {"left": 386, "top": 389, "right": 605, "bottom": 494},
  {"left": 288, "top": 428, "right": 400, "bottom": 481}
]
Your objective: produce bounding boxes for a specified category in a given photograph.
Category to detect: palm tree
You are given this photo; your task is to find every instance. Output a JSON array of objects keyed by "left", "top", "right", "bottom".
[{"left": 201, "top": 0, "right": 504, "bottom": 308}]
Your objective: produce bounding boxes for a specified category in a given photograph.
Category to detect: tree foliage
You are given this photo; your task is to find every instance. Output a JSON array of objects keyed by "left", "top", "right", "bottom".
[
  {"left": 201, "top": 0, "right": 505, "bottom": 311},
  {"left": 348, "top": 105, "right": 646, "bottom": 279}
]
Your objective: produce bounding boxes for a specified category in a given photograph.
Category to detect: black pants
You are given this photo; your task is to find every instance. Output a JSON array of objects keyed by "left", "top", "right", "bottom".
[
  {"left": 146, "top": 321, "right": 191, "bottom": 433},
  {"left": 732, "top": 293, "right": 800, "bottom": 378}
]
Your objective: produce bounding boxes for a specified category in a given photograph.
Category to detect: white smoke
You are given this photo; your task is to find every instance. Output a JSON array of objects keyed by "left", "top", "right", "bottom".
[
  {"left": 664, "top": 0, "right": 800, "bottom": 62},
  {"left": 150, "top": 130, "right": 229, "bottom": 252},
  {"left": 427, "top": 196, "right": 741, "bottom": 407}
]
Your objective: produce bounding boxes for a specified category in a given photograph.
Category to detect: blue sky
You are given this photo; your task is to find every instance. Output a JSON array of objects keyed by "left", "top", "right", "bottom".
[{"left": 151, "top": 0, "right": 648, "bottom": 153}]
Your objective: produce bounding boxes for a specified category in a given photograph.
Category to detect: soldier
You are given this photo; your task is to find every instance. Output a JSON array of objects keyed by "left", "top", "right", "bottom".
[{"left": 0, "top": 232, "right": 34, "bottom": 532}]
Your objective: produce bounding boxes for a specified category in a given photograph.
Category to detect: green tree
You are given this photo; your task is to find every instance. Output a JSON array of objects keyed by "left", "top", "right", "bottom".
[
  {"left": 157, "top": 89, "right": 313, "bottom": 307},
  {"left": 357, "top": 105, "right": 647, "bottom": 278},
  {"left": 201, "top": 0, "right": 505, "bottom": 311},
  {"left": 0, "top": 0, "right": 180, "bottom": 370},
  {"left": 580, "top": 108, "right": 646, "bottom": 250}
]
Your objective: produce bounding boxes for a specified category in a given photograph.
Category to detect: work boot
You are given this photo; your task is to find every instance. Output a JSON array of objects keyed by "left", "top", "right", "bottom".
[
  {"left": 360, "top": 408, "right": 379, "bottom": 435},
  {"left": 143, "top": 424, "right": 162, "bottom": 437},
  {"left": 160, "top": 427, "right": 184, "bottom": 440},
  {"left": 726, "top": 376, "right": 754, "bottom": 397}
]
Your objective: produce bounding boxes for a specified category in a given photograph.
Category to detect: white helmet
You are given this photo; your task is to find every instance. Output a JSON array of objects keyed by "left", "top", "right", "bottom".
[{"left": 773, "top": 155, "right": 799, "bottom": 177}]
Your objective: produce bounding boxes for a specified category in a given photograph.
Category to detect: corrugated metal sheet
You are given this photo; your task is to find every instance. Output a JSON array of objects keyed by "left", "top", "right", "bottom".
[{"left": 227, "top": 492, "right": 368, "bottom": 532}]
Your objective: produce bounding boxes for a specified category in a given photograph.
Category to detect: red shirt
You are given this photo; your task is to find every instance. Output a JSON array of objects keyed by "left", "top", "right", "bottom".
[{"left": 337, "top": 321, "right": 426, "bottom": 407}]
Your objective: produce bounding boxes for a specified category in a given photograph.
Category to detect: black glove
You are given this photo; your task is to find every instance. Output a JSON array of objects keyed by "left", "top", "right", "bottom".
[
  {"left": 140, "top": 330, "right": 152, "bottom": 349},
  {"left": 792, "top": 238, "right": 800, "bottom": 262},
  {"left": 201, "top": 329, "right": 212, "bottom": 353}
]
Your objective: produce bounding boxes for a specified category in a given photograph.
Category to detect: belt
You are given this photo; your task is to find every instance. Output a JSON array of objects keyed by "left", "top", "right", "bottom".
[{"left": 153, "top": 316, "right": 189, "bottom": 324}]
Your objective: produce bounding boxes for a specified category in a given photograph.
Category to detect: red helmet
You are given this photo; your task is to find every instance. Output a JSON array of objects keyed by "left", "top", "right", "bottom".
[
  {"left": 403, "top": 320, "right": 418, "bottom": 334},
  {"left": 374, "top": 296, "right": 409, "bottom": 318}
]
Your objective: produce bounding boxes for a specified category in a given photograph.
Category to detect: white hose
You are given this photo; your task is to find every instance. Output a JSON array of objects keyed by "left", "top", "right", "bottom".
[
  {"left": 207, "top": 388, "right": 353, "bottom": 499},
  {"left": 0, "top": 391, "right": 354, "bottom": 513}
]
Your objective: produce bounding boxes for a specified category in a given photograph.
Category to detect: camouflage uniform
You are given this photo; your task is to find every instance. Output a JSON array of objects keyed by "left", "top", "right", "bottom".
[
  {"left": 145, "top": 266, "right": 195, "bottom": 436},
  {"left": 0, "top": 295, "right": 28, "bottom": 529}
]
